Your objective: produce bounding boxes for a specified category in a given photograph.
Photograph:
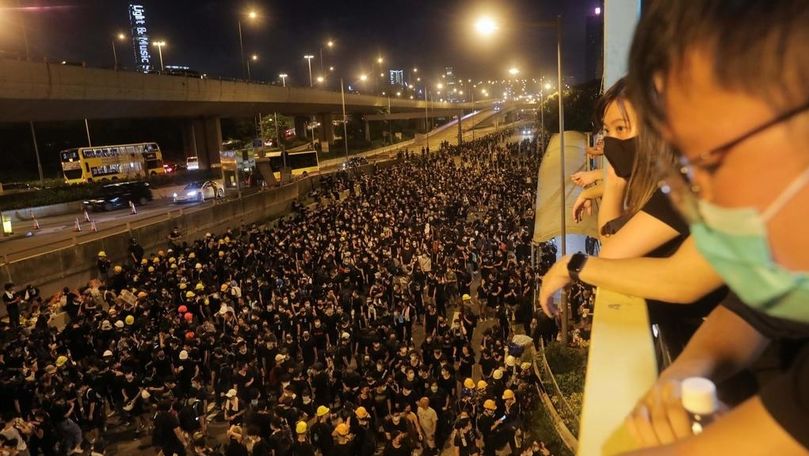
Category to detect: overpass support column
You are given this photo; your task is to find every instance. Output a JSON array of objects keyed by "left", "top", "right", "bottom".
[
  {"left": 182, "top": 117, "right": 222, "bottom": 170},
  {"left": 364, "top": 119, "right": 371, "bottom": 142},
  {"left": 317, "top": 113, "right": 334, "bottom": 144},
  {"left": 457, "top": 110, "right": 463, "bottom": 145},
  {"left": 294, "top": 116, "right": 309, "bottom": 140}
]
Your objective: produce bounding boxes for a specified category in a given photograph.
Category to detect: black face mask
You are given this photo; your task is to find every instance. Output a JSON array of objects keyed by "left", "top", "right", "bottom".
[{"left": 602, "top": 136, "right": 637, "bottom": 179}]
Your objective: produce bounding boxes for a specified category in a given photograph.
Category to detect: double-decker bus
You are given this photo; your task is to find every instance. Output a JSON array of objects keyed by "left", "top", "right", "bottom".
[
  {"left": 60, "top": 142, "right": 166, "bottom": 184},
  {"left": 266, "top": 150, "right": 320, "bottom": 180}
]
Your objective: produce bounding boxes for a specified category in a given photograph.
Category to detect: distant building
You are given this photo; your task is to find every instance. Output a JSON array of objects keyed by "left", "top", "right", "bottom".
[
  {"left": 389, "top": 69, "right": 404, "bottom": 86},
  {"left": 585, "top": 2, "right": 604, "bottom": 82},
  {"left": 444, "top": 66, "right": 456, "bottom": 88}
]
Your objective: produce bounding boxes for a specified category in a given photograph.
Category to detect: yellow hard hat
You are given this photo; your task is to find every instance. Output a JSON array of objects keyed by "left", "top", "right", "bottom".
[
  {"left": 477, "top": 380, "right": 488, "bottom": 390},
  {"left": 316, "top": 406, "right": 330, "bottom": 417},
  {"left": 505, "top": 355, "right": 516, "bottom": 367},
  {"left": 152, "top": 257, "right": 160, "bottom": 264},
  {"left": 179, "top": 283, "right": 187, "bottom": 290},
  {"left": 463, "top": 378, "right": 475, "bottom": 389},
  {"left": 483, "top": 399, "right": 498, "bottom": 410},
  {"left": 218, "top": 251, "right": 225, "bottom": 258},
  {"left": 114, "top": 265, "right": 123, "bottom": 273},
  {"left": 195, "top": 263, "right": 203, "bottom": 270},
  {"left": 157, "top": 250, "right": 165, "bottom": 257},
  {"left": 170, "top": 264, "right": 177, "bottom": 269},
  {"left": 168, "top": 257, "right": 176, "bottom": 264},
  {"left": 185, "top": 291, "right": 195, "bottom": 299},
  {"left": 195, "top": 282, "right": 205, "bottom": 291},
  {"left": 140, "top": 258, "right": 148, "bottom": 265},
  {"left": 521, "top": 362, "right": 532, "bottom": 370},
  {"left": 295, "top": 421, "right": 307, "bottom": 434},
  {"left": 335, "top": 423, "right": 350, "bottom": 436},
  {"left": 55, "top": 355, "right": 68, "bottom": 367},
  {"left": 148, "top": 266, "right": 155, "bottom": 273},
  {"left": 98, "top": 251, "right": 107, "bottom": 257},
  {"left": 220, "top": 283, "right": 229, "bottom": 292},
  {"left": 462, "top": 294, "right": 472, "bottom": 301},
  {"left": 502, "top": 389, "right": 515, "bottom": 400},
  {"left": 188, "top": 252, "right": 196, "bottom": 259},
  {"left": 137, "top": 291, "right": 148, "bottom": 298},
  {"left": 493, "top": 368, "right": 503, "bottom": 380},
  {"left": 125, "top": 315, "right": 135, "bottom": 326},
  {"left": 355, "top": 406, "right": 369, "bottom": 419}
]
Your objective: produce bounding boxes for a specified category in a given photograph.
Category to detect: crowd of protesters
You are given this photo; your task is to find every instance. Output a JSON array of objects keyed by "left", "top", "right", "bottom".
[{"left": 0, "top": 128, "right": 572, "bottom": 456}]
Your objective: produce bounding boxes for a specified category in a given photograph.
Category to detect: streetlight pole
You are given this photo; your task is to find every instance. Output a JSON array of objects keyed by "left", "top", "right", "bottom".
[
  {"left": 29, "top": 122, "right": 44, "bottom": 185},
  {"left": 112, "top": 40, "right": 119, "bottom": 70},
  {"left": 238, "top": 20, "right": 246, "bottom": 79},
  {"left": 423, "top": 88, "right": 430, "bottom": 151},
  {"left": 247, "top": 54, "right": 257, "bottom": 81},
  {"left": 304, "top": 55, "right": 314, "bottom": 87},
  {"left": 340, "top": 78, "right": 349, "bottom": 161},
  {"left": 279, "top": 73, "right": 288, "bottom": 87},
  {"left": 152, "top": 41, "right": 166, "bottom": 71}
]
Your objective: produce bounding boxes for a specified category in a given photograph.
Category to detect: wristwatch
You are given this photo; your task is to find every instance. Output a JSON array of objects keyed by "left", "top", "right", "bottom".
[{"left": 567, "top": 252, "right": 588, "bottom": 283}]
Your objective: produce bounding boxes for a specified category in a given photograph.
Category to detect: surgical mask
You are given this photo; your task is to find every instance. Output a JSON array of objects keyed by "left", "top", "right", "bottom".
[
  {"left": 690, "top": 166, "right": 809, "bottom": 322},
  {"left": 603, "top": 136, "right": 636, "bottom": 179}
]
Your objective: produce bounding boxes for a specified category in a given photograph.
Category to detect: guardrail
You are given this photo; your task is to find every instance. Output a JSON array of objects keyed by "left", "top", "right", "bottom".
[{"left": 577, "top": 288, "right": 657, "bottom": 455}]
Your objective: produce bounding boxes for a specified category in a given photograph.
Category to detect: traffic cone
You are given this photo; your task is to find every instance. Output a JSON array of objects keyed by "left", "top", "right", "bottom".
[
  {"left": 32, "top": 216, "right": 40, "bottom": 230},
  {"left": 90, "top": 219, "right": 98, "bottom": 232},
  {"left": 73, "top": 218, "right": 82, "bottom": 232},
  {"left": 83, "top": 209, "right": 91, "bottom": 222},
  {"left": 129, "top": 200, "right": 137, "bottom": 215}
]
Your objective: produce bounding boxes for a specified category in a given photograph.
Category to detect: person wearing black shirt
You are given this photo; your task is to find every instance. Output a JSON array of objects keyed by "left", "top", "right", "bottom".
[
  {"left": 2, "top": 283, "right": 21, "bottom": 330},
  {"left": 153, "top": 401, "right": 187, "bottom": 456},
  {"left": 382, "top": 430, "right": 412, "bottom": 456}
]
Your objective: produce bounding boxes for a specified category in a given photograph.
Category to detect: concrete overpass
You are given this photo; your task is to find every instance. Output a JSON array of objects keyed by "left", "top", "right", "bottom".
[{"left": 0, "top": 58, "right": 476, "bottom": 168}]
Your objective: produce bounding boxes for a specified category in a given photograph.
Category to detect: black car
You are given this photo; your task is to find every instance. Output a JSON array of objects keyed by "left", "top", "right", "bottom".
[{"left": 83, "top": 181, "right": 153, "bottom": 211}]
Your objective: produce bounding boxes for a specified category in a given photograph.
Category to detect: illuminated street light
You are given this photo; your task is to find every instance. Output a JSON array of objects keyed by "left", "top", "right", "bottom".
[
  {"left": 112, "top": 32, "right": 127, "bottom": 69},
  {"left": 316, "top": 75, "right": 325, "bottom": 83},
  {"left": 279, "top": 73, "right": 288, "bottom": 87},
  {"left": 509, "top": 67, "right": 519, "bottom": 76},
  {"left": 379, "top": 72, "right": 384, "bottom": 77},
  {"left": 436, "top": 83, "right": 444, "bottom": 89},
  {"left": 304, "top": 55, "right": 314, "bottom": 87},
  {"left": 413, "top": 68, "right": 418, "bottom": 73},
  {"left": 377, "top": 57, "right": 383, "bottom": 64},
  {"left": 544, "top": 82, "right": 553, "bottom": 90},
  {"left": 396, "top": 91, "right": 401, "bottom": 96},
  {"left": 239, "top": 9, "right": 259, "bottom": 80},
  {"left": 246, "top": 54, "right": 258, "bottom": 81},
  {"left": 251, "top": 54, "right": 258, "bottom": 61},
  {"left": 152, "top": 40, "right": 166, "bottom": 71},
  {"left": 474, "top": 15, "right": 498, "bottom": 37},
  {"left": 327, "top": 40, "right": 334, "bottom": 48},
  {"left": 329, "top": 66, "right": 335, "bottom": 71},
  {"left": 360, "top": 74, "right": 368, "bottom": 81}
]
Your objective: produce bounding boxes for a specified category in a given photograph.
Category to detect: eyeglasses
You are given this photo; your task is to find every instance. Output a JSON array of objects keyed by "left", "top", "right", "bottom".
[{"left": 660, "top": 98, "right": 809, "bottom": 223}]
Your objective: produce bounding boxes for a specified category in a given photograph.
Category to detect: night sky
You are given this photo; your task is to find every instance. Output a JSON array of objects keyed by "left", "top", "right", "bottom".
[{"left": 1, "top": 0, "right": 595, "bottom": 85}]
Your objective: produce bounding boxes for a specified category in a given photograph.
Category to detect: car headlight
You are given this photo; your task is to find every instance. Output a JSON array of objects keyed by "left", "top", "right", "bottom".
[
  {"left": 173, "top": 193, "right": 178, "bottom": 198},
  {"left": 187, "top": 191, "right": 198, "bottom": 196}
]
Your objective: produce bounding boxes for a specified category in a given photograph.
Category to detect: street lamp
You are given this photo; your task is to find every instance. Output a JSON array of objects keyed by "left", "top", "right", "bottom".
[
  {"left": 238, "top": 9, "right": 258, "bottom": 80},
  {"left": 360, "top": 74, "right": 368, "bottom": 81},
  {"left": 247, "top": 54, "right": 258, "bottom": 81},
  {"left": 112, "top": 32, "right": 126, "bottom": 70},
  {"left": 152, "top": 40, "right": 166, "bottom": 71},
  {"left": 508, "top": 67, "right": 519, "bottom": 76},
  {"left": 304, "top": 55, "right": 314, "bottom": 87},
  {"left": 320, "top": 39, "right": 334, "bottom": 77},
  {"left": 279, "top": 73, "right": 288, "bottom": 87},
  {"left": 316, "top": 75, "right": 324, "bottom": 84},
  {"left": 473, "top": 13, "right": 569, "bottom": 341}
]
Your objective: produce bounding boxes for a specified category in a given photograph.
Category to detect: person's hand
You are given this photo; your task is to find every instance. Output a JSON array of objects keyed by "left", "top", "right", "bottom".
[
  {"left": 572, "top": 194, "right": 594, "bottom": 223},
  {"left": 625, "top": 379, "right": 695, "bottom": 447},
  {"left": 570, "top": 170, "right": 600, "bottom": 187},
  {"left": 537, "top": 257, "right": 571, "bottom": 317}
]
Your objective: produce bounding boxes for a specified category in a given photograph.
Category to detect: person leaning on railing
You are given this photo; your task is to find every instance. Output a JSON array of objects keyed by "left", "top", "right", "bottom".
[
  {"left": 620, "top": 0, "right": 809, "bottom": 453},
  {"left": 539, "top": 79, "right": 728, "bottom": 358}
]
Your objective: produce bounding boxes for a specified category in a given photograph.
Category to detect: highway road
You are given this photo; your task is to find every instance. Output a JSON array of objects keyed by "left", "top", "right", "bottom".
[{"left": 0, "top": 115, "right": 522, "bottom": 263}]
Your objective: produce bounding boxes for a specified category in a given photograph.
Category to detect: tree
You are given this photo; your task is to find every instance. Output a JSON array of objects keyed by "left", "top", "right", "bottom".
[{"left": 259, "top": 114, "right": 294, "bottom": 147}]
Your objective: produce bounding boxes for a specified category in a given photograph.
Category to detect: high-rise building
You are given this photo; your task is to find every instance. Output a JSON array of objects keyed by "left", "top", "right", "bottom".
[
  {"left": 585, "top": 3, "right": 604, "bottom": 82},
  {"left": 128, "top": 3, "right": 152, "bottom": 72},
  {"left": 444, "top": 66, "right": 456, "bottom": 88},
  {"left": 389, "top": 69, "right": 404, "bottom": 86}
]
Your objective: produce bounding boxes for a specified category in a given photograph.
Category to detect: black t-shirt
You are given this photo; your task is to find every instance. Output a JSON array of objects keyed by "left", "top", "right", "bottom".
[
  {"left": 639, "top": 189, "right": 728, "bottom": 352},
  {"left": 153, "top": 411, "right": 181, "bottom": 448},
  {"left": 723, "top": 293, "right": 809, "bottom": 449}
]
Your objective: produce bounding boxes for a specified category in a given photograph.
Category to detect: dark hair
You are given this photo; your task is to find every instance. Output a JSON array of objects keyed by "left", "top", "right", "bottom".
[
  {"left": 628, "top": 0, "right": 809, "bottom": 131},
  {"left": 593, "top": 78, "right": 629, "bottom": 132}
]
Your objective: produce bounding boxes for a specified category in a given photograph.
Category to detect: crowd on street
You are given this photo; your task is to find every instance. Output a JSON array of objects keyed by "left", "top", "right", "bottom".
[{"left": 0, "top": 128, "right": 576, "bottom": 456}]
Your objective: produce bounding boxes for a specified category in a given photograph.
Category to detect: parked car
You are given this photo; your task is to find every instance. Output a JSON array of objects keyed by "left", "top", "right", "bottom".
[
  {"left": 341, "top": 156, "right": 369, "bottom": 170},
  {"left": 162, "top": 161, "right": 179, "bottom": 174},
  {"left": 83, "top": 181, "right": 152, "bottom": 211},
  {"left": 172, "top": 180, "right": 223, "bottom": 203}
]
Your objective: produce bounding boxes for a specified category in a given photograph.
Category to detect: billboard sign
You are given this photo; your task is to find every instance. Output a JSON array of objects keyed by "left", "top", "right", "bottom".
[{"left": 128, "top": 4, "right": 152, "bottom": 72}]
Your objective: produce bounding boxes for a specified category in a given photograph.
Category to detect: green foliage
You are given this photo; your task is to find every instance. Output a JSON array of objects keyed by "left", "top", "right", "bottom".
[
  {"left": 545, "top": 342, "right": 588, "bottom": 421},
  {"left": 525, "top": 405, "right": 574, "bottom": 456},
  {"left": 259, "top": 114, "right": 294, "bottom": 146},
  {"left": 541, "top": 79, "right": 602, "bottom": 134}
]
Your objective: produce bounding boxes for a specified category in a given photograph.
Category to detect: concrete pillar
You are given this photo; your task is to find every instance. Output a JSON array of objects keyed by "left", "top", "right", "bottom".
[
  {"left": 294, "top": 116, "right": 308, "bottom": 139},
  {"left": 317, "top": 113, "right": 334, "bottom": 143},
  {"left": 457, "top": 110, "right": 463, "bottom": 145},
  {"left": 604, "top": 0, "right": 642, "bottom": 87},
  {"left": 182, "top": 117, "right": 222, "bottom": 170},
  {"left": 364, "top": 119, "right": 371, "bottom": 142}
]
